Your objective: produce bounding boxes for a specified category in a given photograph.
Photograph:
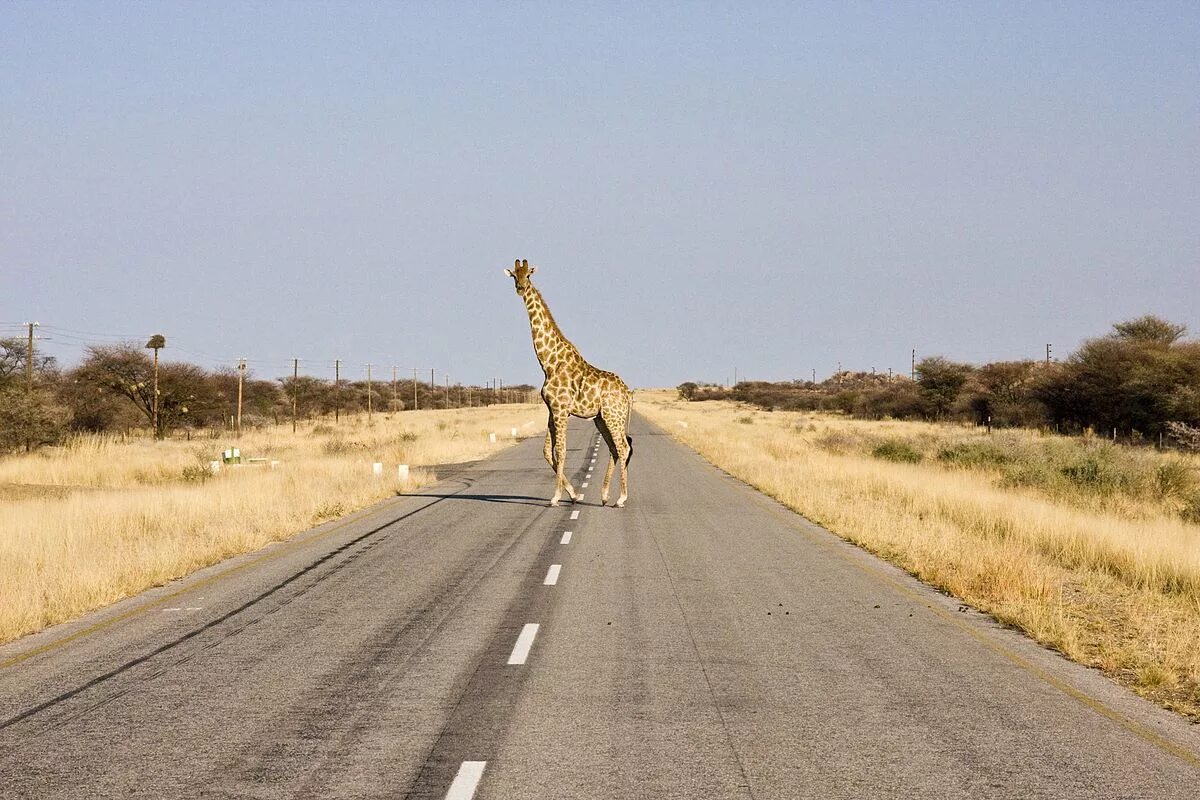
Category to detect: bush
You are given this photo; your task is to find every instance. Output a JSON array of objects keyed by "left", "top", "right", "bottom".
[
  {"left": 937, "top": 442, "right": 1012, "bottom": 469},
  {"left": 871, "top": 439, "right": 923, "bottom": 464}
]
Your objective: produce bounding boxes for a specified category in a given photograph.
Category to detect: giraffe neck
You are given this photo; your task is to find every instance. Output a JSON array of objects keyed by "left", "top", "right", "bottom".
[{"left": 521, "top": 285, "right": 578, "bottom": 374}]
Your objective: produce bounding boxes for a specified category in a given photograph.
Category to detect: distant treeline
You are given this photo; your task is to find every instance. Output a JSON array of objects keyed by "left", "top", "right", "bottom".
[
  {"left": 679, "top": 316, "right": 1200, "bottom": 444},
  {"left": 0, "top": 342, "right": 535, "bottom": 451}
]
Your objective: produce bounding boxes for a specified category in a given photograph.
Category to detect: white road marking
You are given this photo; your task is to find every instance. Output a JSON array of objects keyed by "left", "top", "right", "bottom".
[
  {"left": 582, "top": 481, "right": 589, "bottom": 487},
  {"left": 544, "top": 564, "right": 561, "bottom": 585},
  {"left": 507, "top": 623, "right": 540, "bottom": 665},
  {"left": 561, "top": 531, "right": 572, "bottom": 544},
  {"left": 590, "top": 458, "right": 596, "bottom": 464},
  {"left": 445, "top": 760, "right": 487, "bottom": 800},
  {"left": 578, "top": 494, "right": 584, "bottom": 501},
  {"left": 570, "top": 510, "right": 580, "bottom": 520}
]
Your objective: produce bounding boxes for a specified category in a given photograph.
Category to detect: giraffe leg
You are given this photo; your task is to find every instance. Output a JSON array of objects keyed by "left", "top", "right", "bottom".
[
  {"left": 609, "top": 398, "right": 632, "bottom": 508},
  {"left": 549, "top": 408, "right": 576, "bottom": 506},
  {"left": 543, "top": 409, "right": 555, "bottom": 468},
  {"left": 595, "top": 417, "right": 618, "bottom": 505}
]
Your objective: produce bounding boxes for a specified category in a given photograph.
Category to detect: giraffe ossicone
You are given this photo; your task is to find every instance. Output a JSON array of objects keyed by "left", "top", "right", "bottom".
[{"left": 505, "top": 258, "right": 633, "bottom": 508}]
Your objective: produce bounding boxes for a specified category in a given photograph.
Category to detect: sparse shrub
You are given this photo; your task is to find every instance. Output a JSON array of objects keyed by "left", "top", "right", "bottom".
[
  {"left": 871, "top": 439, "right": 923, "bottom": 464},
  {"left": 737, "top": 415, "right": 754, "bottom": 425},
  {"left": 311, "top": 424, "right": 334, "bottom": 435},
  {"left": 1154, "top": 460, "right": 1198, "bottom": 502},
  {"left": 322, "top": 438, "right": 369, "bottom": 455},
  {"left": 180, "top": 463, "right": 213, "bottom": 483},
  {"left": 1059, "top": 451, "right": 1126, "bottom": 494},
  {"left": 1166, "top": 421, "right": 1200, "bottom": 451},
  {"left": 312, "top": 501, "right": 346, "bottom": 522},
  {"left": 937, "top": 442, "right": 1012, "bottom": 469},
  {"left": 815, "top": 430, "right": 859, "bottom": 453},
  {"left": 180, "top": 448, "right": 215, "bottom": 483}
]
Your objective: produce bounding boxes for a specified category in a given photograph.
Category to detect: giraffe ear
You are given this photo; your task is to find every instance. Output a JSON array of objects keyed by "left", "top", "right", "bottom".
[
  {"left": 504, "top": 268, "right": 514, "bottom": 277},
  {"left": 514, "top": 259, "right": 522, "bottom": 268},
  {"left": 528, "top": 265, "right": 537, "bottom": 275}
]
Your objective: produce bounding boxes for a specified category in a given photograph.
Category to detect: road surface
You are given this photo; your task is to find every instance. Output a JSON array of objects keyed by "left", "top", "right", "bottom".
[{"left": 1, "top": 414, "right": 1198, "bottom": 799}]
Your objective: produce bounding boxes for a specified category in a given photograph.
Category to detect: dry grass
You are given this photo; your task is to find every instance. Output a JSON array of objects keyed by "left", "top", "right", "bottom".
[
  {"left": 636, "top": 391, "right": 1200, "bottom": 720},
  {"left": 0, "top": 405, "right": 545, "bottom": 645}
]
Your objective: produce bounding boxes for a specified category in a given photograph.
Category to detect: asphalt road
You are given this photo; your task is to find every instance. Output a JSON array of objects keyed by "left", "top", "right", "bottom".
[{"left": 1, "top": 414, "right": 1198, "bottom": 799}]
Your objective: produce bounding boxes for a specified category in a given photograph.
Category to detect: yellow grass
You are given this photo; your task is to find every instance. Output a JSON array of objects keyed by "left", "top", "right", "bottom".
[
  {"left": 636, "top": 391, "right": 1200, "bottom": 719},
  {"left": 0, "top": 406, "right": 546, "bottom": 645}
]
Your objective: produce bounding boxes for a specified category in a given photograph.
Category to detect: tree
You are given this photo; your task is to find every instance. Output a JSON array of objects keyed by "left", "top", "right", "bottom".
[
  {"left": 963, "top": 360, "right": 1043, "bottom": 427},
  {"left": 0, "top": 387, "right": 68, "bottom": 452},
  {"left": 0, "top": 337, "right": 56, "bottom": 388},
  {"left": 915, "top": 357, "right": 973, "bottom": 419},
  {"left": 1034, "top": 317, "right": 1200, "bottom": 435},
  {"left": 1111, "top": 315, "right": 1186, "bottom": 345},
  {"left": 278, "top": 375, "right": 333, "bottom": 420},
  {"left": 72, "top": 344, "right": 219, "bottom": 436},
  {"left": 677, "top": 382, "right": 699, "bottom": 401}
]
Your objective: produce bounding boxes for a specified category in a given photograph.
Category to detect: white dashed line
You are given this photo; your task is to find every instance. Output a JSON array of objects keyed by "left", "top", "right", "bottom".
[
  {"left": 570, "top": 510, "right": 580, "bottom": 520},
  {"left": 590, "top": 458, "right": 596, "bottom": 464},
  {"left": 582, "top": 482, "right": 589, "bottom": 487},
  {"left": 507, "top": 623, "right": 540, "bottom": 665},
  {"left": 561, "top": 531, "right": 572, "bottom": 544},
  {"left": 544, "top": 564, "right": 561, "bottom": 585},
  {"left": 445, "top": 760, "right": 487, "bottom": 800}
]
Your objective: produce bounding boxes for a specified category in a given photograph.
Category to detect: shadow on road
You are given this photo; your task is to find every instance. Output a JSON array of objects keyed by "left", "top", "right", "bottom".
[{"left": 398, "top": 492, "right": 548, "bottom": 507}]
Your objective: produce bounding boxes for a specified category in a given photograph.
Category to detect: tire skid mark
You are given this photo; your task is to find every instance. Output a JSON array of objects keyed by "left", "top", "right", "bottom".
[{"left": 0, "top": 477, "right": 485, "bottom": 739}]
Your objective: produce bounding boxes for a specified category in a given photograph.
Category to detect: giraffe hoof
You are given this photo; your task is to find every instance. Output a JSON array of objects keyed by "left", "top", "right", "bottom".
[
  {"left": 616, "top": 496, "right": 627, "bottom": 508},
  {"left": 549, "top": 498, "right": 560, "bottom": 507}
]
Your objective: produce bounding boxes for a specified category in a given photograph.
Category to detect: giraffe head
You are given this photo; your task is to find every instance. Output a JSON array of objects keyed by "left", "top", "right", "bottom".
[{"left": 504, "top": 258, "right": 537, "bottom": 294}]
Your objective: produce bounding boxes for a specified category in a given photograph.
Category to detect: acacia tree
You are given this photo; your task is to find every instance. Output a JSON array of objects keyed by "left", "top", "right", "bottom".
[
  {"left": 915, "top": 356, "right": 974, "bottom": 419},
  {"left": 0, "top": 337, "right": 66, "bottom": 451},
  {"left": 72, "top": 344, "right": 219, "bottom": 437},
  {"left": 1035, "top": 316, "right": 1200, "bottom": 435},
  {"left": 962, "top": 360, "right": 1043, "bottom": 427}
]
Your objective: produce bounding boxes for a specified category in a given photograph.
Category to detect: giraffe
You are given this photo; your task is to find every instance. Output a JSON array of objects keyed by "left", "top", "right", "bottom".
[{"left": 504, "top": 259, "right": 633, "bottom": 507}]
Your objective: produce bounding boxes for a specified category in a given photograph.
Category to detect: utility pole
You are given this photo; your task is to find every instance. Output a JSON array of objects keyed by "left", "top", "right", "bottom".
[
  {"left": 445, "top": 374, "right": 450, "bottom": 408},
  {"left": 430, "top": 368, "right": 435, "bottom": 400},
  {"left": 1046, "top": 343, "right": 1052, "bottom": 366},
  {"left": 392, "top": 366, "right": 398, "bottom": 411},
  {"left": 366, "top": 363, "right": 374, "bottom": 420},
  {"left": 145, "top": 334, "right": 166, "bottom": 439},
  {"left": 292, "top": 358, "right": 299, "bottom": 434},
  {"left": 236, "top": 358, "right": 246, "bottom": 438},
  {"left": 23, "top": 322, "right": 39, "bottom": 453},
  {"left": 24, "top": 322, "right": 38, "bottom": 396},
  {"left": 811, "top": 368, "right": 816, "bottom": 384},
  {"left": 412, "top": 368, "right": 419, "bottom": 410},
  {"left": 334, "top": 359, "right": 341, "bottom": 422},
  {"left": 911, "top": 349, "right": 916, "bottom": 381},
  {"left": 499, "top": 378, "right": 504, "bottom": 405}
]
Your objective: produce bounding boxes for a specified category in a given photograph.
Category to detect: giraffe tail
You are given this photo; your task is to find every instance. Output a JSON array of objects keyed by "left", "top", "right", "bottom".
[{"left": 625, "top": 435, "right": 634, "bottom": 466}]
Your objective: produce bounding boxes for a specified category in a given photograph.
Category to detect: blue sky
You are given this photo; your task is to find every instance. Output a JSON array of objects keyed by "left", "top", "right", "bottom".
[{"left": 3, "top": 2, "right": 1197, "bottom": 387}]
